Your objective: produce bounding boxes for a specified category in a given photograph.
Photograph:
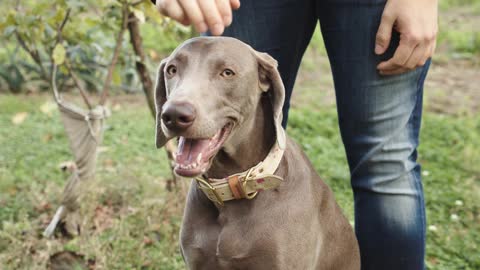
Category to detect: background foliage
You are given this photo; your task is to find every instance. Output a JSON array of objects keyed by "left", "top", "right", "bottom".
[{"left": 0, "top": 0, "right": 192, "bottom": 95}]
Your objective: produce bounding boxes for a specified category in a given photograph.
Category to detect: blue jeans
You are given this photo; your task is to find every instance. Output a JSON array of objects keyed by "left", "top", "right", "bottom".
[{"left": 219, "top": 0, "right": 429, "bottom": 269}]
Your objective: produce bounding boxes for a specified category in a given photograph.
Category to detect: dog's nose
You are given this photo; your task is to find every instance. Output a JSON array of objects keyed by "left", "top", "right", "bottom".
[{"left": 161, "top": 102, "right": 196, "bottom": 132}]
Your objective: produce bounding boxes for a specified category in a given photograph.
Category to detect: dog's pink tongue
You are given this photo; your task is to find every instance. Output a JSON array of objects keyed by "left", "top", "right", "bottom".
[{"left": 176, "top": 137, "right": 210, "bottom": 165}]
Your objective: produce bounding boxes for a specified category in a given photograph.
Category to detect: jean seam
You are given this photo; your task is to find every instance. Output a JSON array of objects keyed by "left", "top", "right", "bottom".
[{"left": 411, "top": 61, "right": 429, "bottom": 270}]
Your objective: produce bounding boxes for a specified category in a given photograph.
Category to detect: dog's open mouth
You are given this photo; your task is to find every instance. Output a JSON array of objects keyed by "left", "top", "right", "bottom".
[{"left": 174, "top": 123, "right": 233, "bottom": 177}]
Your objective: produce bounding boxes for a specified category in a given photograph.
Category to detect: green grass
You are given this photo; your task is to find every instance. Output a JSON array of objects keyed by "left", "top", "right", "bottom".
[
  {"left": 0, "top": 94, "right": 479, "bottom": 269},
  {"left": 440, "top": 0, "right": 480, "bottom": 11},
  {"left": 0, "top": 95, "right": 181, "bottom": 269}
]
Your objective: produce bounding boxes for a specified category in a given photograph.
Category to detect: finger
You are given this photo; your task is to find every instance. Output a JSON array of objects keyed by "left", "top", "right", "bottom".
[
  {"left": 162, "top": 0, "right": 187, "bottom": 23},
  {"left": 430, "top": 38, "right": 437, "bottom": 56},
  {"left": 179, "top": 16, "right": 191, "bottom": 26},
  {"left": 230, "top": 0, "right": 240, "bottom": 9},
  {"left": 156, "top": 1, "right": 169, "bottom": 16},
  {"left": 418, "top": 44, "right": 433, "bottom": 67},
  {"left": 421, "top": 39, "right": 436, "bottom": 65},
  {"left": 379, "top": 67, "right": 409, "bottom": 76},
  {"left": 198, "top": 0, "right": 224, "bottom": 35},
  {"left": 375, "top": 9, "right": 395, "bottom": 55},
  {"left": 179, "top": 0, "right": 207, "bottom": 33},
  {"left": 377, "top": 42, "right": 415, "bottom": 71},
  {"left": 216, "top": 0, "right": 232, "bottom": 26},
  {"left": 405, "top": 44, "right": 428, "bottom": 69}
]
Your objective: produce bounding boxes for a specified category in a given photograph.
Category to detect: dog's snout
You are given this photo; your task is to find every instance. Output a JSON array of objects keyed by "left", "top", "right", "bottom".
[{"left": 161, "top": 102, "right": 196, "bottom": 132}]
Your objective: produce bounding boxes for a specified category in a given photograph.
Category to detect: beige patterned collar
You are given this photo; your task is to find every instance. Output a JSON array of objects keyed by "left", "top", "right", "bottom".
[{"left": 194, "top": 141, "right": 285, "bottom": 206}]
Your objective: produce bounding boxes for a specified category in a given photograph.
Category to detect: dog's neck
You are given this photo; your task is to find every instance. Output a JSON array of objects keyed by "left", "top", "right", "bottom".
[{"left": 207, "top": 95, "right": 275, "bottom": 179}]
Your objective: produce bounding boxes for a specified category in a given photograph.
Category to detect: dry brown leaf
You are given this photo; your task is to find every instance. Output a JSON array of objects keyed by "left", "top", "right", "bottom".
[
  {"left": 11, "top": 112, "right": 28, "bottom": 125},
  {"left": 34, "top": 202, "right": 51, "bottom": 212},
  {"left": 143, "top": 236, "right": 153, "bottom": 246},
  {"left": 59, "top": 161, "right": 76, "bottom": 172},
  {"left": 93, "top": 206, "right": 114, "bottom": 233},
  {"left": 40, "top": 101, "right": 57, "bottom": 116},
  {"left": 97, "top": 146, "right": 109, "bottom": 153},
  {"left": 112, "top": 103, "right": 122, "bottom": 112},
  {"left": 43, "top": 133, "right": 53, "bottom": 143},
  {"left": 149, "top": 49, "right": 159, "bottom": 60}
]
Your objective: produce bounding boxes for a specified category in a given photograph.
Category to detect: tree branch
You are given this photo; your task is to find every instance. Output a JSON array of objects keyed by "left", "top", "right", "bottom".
[
  {"left": 65, "top": 61, "right": 93, "bottom": 109},
  {"left": 99, "top": 2, "right": 129, "bottom": 105},
  {"left": 15, "top": 32, "right": 49, "bottom": 81},
  {"left": 127, "top": 10, "right": 155, "bottom": 116},
  {"left": 58, "top": 9, "right": 71, "bottom": 39}
]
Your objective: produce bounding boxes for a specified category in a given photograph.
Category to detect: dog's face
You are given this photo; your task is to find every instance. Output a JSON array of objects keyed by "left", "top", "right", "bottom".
[{"left": 155, "top": 37, "right": 285, "bottom": 177}]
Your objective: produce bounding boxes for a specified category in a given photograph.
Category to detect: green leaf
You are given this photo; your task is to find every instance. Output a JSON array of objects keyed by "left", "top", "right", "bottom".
[
  {"left": 52, "top": 44, "right": 66, "bottom": 65},
  {"left": 6, "top": 10, "right": 17, "bottom": 25},
  {"left": 112, "top": 66, "right": 122, "bottom": 85},
  {"left": 52, "top": 8, "right": 67, "bottom": 25},
  {"left": 141, "top": 1, "right": 163, "bottom": 24},
  {"left": 3, "top": 26, "right": 16, "bottom": 37}
]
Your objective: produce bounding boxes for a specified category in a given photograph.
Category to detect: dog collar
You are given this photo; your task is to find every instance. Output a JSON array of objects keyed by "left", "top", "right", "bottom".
[{"left": 194, "top": 141, "right": 285, "bottom": 206}]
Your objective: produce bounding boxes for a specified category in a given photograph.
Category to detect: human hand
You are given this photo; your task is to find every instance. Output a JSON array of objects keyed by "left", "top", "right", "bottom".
[
  {"left": 375, "top": 0, "right": 438, "bottom": 75},
  {"left": 156, "top": 0, "right": 241, "bottom": 36}
]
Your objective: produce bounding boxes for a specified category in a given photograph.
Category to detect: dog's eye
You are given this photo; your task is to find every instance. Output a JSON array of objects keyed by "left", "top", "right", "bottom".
[
  {"left": 166, "top": 65, "right": 177, "bottom": 75},
  {"left": 220, "top": 69, "right": 235, "bottom": 77}
]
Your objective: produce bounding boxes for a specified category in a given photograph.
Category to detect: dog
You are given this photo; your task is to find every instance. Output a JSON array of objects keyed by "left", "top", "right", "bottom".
[{"left": 154, "top": 36, "right": 360, "bottom": 270}]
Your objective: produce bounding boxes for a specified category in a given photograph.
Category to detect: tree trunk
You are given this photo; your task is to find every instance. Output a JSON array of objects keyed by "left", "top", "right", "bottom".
[
  {"left": 127, "top": 12, "right": 187, "bottom": 195},
  {"left": 127, "top": 12, "right": 156, "bottom": 117}
]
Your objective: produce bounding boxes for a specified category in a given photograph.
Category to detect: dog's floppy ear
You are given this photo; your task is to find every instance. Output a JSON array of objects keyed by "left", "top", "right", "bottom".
[
  {"left": 155, "top": 58, "right": 169, "bottom": 148},
  {"left": 253, "top": 50, "right": 286, "bottom": 149}
]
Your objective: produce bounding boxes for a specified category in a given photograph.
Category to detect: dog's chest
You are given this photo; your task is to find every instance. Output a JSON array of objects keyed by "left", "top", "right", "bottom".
[
  {"left": 217, "top": 224, "right": 270, "bottom": 257},
  {"left": 184, "top": 221, "right": 279, "bottom": 270}
]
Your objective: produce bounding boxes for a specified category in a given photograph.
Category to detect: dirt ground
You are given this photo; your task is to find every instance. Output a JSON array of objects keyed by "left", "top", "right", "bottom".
[{"left": 292, "top": 52, "right": 480, "bottom": 116}]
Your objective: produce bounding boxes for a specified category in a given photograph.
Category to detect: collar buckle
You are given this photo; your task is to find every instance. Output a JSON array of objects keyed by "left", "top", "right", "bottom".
[
  {"left": 195, "top": 177, "right": 224, "bottom": 206},
  {"left": 239, "top": 168, "right": 258, "bottom": 200}
]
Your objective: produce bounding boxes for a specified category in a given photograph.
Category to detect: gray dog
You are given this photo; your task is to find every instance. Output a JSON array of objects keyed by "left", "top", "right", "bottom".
[{"left": 155, "top": 37, "right": 360, "bottom": 270}]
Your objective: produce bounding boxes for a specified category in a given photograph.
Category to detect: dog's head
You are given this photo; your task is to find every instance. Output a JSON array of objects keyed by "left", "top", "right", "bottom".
[{"left": 155, "top": 37, "right": 285, "bottom": 177}]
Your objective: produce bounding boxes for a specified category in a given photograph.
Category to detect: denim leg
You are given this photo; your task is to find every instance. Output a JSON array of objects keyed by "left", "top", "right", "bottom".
[
  {"left": 317, "top": 1, "right": 428, "bottom": 269},
  {"left": 220, "top": 0, "right": 317, "bottom": 127}
]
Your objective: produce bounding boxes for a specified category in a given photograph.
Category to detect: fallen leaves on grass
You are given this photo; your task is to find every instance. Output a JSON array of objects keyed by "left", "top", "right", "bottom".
[
  {"left": 58, "top": 161, "right": 76, "bottom": 173},
  {"left": 143, "top": 236, "right": 154, "bottom": 246},
  {"left": 97, "top": 146, "right": 109, "bottom": 154},
  {"left": 40, "top": 101, "right": 57, "bottom": 117},
  {"left": 34, "top": 202, "right": 52, "bottom": 213},
  {"left": 11, "top": 112, "right": 28, "bottom": 125},
  {"left": 49, "top": 251, "right": 92, "bottom": 270},
  {"left": 43, "top": 133, "right": 53, "bottom": 143},
  {"left": 93, "top": 205, "right": 115, "bottom": 233}
]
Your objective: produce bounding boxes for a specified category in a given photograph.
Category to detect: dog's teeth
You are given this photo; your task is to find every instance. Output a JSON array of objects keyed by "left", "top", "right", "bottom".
[
  {"left": 197, "top": 153, "right": 202, "bottom": 163},
  {"left": 178, "top": 160, "right": 202, "bottom": 170}
]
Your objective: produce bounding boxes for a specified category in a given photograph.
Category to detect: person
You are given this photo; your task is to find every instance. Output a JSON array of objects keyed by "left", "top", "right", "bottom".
[{"left": 153, "top": 0, "right": 437, "bottom": 269}]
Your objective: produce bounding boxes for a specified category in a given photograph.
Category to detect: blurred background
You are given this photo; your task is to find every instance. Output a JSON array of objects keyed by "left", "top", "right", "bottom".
[{"left": 0, "top": 0, "right": 479, "bottom": 269}]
